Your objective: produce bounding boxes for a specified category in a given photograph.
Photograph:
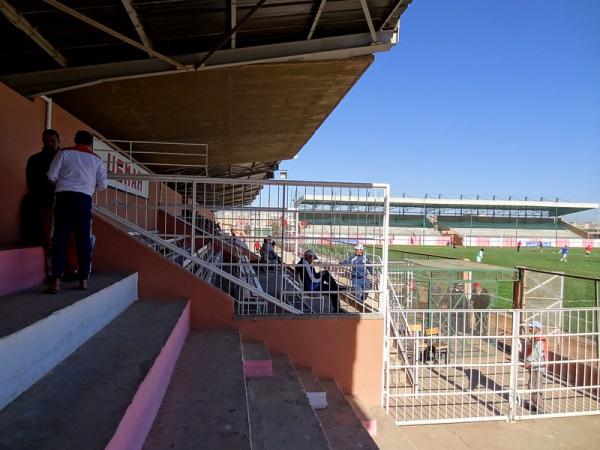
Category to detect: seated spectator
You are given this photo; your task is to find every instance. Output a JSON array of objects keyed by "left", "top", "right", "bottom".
[
  {"left": 260, "top": 237, "right": 280, "bottom": 267},
  {"left": 266, "top": 239, "right": 280, "bottom": 266},
  {"left": 470, "top": 282, "right": 491, "bottom": 334},
  {"left": 259, "top": 238, "right": 269, "bottom": 263},
  {"left": 296, "top": 250, "right": 340, "bottom": 313},
  {"left": 341, "top": 243, "right": 372, "bottom": 303}
]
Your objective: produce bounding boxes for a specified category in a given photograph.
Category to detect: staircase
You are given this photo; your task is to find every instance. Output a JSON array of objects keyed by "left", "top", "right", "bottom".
[
  {"left": 0, "top": 246, "right": 378, "bottom": 449},
  {"left": 560, "top": 219, "right": 592, "bottom": 239}
]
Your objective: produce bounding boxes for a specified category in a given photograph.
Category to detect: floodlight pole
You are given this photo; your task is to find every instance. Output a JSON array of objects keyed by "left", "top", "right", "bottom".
[
  {"left": 470, "top": 213, "right": 473, "bottom": 246},
  {"left": 592, "top": 280, "right": 600, "bottom": 358}
]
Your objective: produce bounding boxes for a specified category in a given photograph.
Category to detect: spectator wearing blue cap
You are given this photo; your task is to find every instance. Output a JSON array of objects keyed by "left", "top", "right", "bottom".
[
  {"left": 341, "top": 243, "right": 372, "bottom": 303},
  {"left": 525, "top": 321, "right": 548, "bottom": 414}
]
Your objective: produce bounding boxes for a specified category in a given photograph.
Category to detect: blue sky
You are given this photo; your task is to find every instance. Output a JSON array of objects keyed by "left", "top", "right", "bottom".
[{"left": 281, "top": 0, "right": 600, "bottom": 217}]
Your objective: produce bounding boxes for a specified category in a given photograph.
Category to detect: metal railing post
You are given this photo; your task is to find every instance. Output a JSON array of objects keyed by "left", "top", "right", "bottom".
[
  {"left": 280, "top": 183, "right": 286, "bottom": 303},
  {"left": 380, "top": 185, "right": 391, "bottom": 406},
  {"left": 191, "top": 181, "right": 197, "bottom": 256},
  {"left": 596, "top": 280, "right": 599, "bottom": 357},
  {"left": 508, "top": 309, "right": 521, "bottom": 422},
  {"left": 293, "top": 207, "right": 299, "bottom": 259}
]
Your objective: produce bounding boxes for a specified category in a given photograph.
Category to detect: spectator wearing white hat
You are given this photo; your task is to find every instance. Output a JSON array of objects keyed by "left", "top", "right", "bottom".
[
  {"left": 296, "top": 249, "right": 341, "bottom": 312},
  {"left": 341, "top": 243, "right": 372, "bottom": 303},
  {"left": 525, "top": 320, "right": 548, "bottom": 414}
]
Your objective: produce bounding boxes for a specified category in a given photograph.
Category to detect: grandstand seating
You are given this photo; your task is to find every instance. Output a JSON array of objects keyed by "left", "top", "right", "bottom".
[
  {"left": 302, "top": 225, "right": 439, "bottom": 238},
  {"left": 390, "top": 227, "right": 440, "bottom": 237},
  {"left": 453, "top": 228, "right": 577, "bottom": 238},
  {"left": 437, "top": 220, "right": 579, "bottom": 238}
]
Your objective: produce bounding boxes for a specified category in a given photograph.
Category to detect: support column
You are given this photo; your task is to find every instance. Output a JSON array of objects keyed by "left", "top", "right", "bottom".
[{"left": 512, "top": 268, "right": 524, "bottom": 309}]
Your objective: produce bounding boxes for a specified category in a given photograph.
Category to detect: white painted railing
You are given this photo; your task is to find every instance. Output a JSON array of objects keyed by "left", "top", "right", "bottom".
[
  {"left": 93, "top": 174, "right": 390, "bottom": 315},
  {"left": 384, "top": 307, "right": 600, "bottom": 425}
]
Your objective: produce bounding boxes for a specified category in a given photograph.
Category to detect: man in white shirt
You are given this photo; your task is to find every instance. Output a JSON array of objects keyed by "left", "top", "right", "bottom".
[{"left": 46, "top": 130, "right": 108, "bottom": 293}]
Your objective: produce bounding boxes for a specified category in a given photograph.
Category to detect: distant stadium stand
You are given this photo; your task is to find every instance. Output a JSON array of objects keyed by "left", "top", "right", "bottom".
[
  {"left": 295, "top": 195, "right": 600, "bottom": 247},
  {"left": 437, "top": 218, "right": 580, "bottom": 239}
]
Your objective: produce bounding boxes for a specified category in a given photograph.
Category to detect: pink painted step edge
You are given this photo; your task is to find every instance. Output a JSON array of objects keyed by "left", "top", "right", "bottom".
[
  {"left": 361, "top": 419, "right": 377, "bottom": 437},
  {"left": 0, "top": 247, "right": 45, "bottom": 296},
  {"left": 243, "top": 360, "right": 273, "bottom": 378},
  {"left": 105, "top": 300, "right": 191, "bottom": 450}
]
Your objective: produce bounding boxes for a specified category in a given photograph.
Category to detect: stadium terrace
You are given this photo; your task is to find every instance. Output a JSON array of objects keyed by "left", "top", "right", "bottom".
[
  {"left": 1, "top": 1, "right": 599, "bottom": 448},
  {"left": 296, "top": 194, "right": 600, "bottom": 247}
]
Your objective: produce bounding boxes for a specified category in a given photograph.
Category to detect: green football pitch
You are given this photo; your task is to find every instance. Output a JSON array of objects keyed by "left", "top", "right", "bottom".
[
  {"left": 389, "top": 245, "right": 600, "bottom": 308},
  {"left": 390, "top": 245, "right": 600, "bottom": 277}
]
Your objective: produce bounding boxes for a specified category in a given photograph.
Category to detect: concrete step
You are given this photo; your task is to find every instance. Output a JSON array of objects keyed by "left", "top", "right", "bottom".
[
  {"left": 0, "top": 272, "right": 138, "bottom": 409},
  {"left": 0, "top": 299, "right": 189, "bottom": 450},
  {"left": 242, "top": 341, "right": 272, "bottom": 377},
  {"left": 298, "top": 368, "right": 328, "bottom": 410},
  {"left": 143, "top": 330, "right": 251, "bottom": 450},
  {"left": 246, "top": 353, "right": 330, "bottom": 450},
  {"left": 346, "top": 395, "right": 377, "bottom": 436},
  {"left": 0, "top": 245, "right": 45, "bottom": 296},
  {"left": 317, "top": 380, "right": 378, "bottom": 450}
]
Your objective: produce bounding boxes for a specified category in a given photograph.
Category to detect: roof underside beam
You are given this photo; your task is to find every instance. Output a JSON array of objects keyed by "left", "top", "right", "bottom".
[
  {"left": 230, "top": 0, "right": 237, "bottom": 49},
  {"left": 380, "top": 0, "right": 406, "bottom": 31},
  {"left": 358, "top": 0, "right": 378, "bottom": 42},
  {"left": 42, "top": 0, "right": 186, "bottom": 70},
  {"left": 196, "top": 0, "right": 267, "bottom": 68},
  {"left": 120, "top": 0, "right": 152, "bottom": 55},
  {"left": 307, "top": 0, "right": 327, "bottom": 40},
  {"left": 3, "top": 31, "right": 395, "bottom": 97},
  {"left": 0, "top": 0, "right": 67, "bottom": 67}
]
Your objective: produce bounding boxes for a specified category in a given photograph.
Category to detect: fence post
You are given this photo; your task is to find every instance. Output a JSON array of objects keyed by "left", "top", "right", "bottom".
[
  {"left": 513, "top": 268, "right": 524, "bottom": 309},
  {"left": 508, "top": 309, "right": 521, "bottom": 422},
  {"left": 380, "top": 184, "right": 391, "bottom": 407},
  {"left": 191, "top": 181, "right": 197, "bottom": 256},
  {"left": 596, "top": 280, "right": 599, "bottom": 358}
]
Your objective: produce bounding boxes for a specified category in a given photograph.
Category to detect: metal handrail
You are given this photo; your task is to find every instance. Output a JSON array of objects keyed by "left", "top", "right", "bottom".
[
  {"left": 106, "top": 172, "right": 387, "bottom": 189},
  {"left": 94, "top": 206, "right": 302, "bottom": 314}
]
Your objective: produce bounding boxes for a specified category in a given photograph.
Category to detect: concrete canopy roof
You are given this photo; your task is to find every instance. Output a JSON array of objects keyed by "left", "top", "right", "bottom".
[
  {"left": 0, "top": 0, "right": 414, "bottom": 203},
  {"left": 51, "top": 56, "right": 373, "bottom": 174},
  {"left": 0, "top": 0, "right": 411, "bottom": 79}
]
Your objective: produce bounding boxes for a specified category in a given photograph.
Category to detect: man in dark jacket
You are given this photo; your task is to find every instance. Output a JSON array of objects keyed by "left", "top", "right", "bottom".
[
  {"left": 470, "top": 282, "right": 491, "bottom": 334},
  {"left": 296, "top": 250, "right": 341, "bottom": 313},
  {"left": 25, "top": 130, "right": 61, "bottom": 275}
]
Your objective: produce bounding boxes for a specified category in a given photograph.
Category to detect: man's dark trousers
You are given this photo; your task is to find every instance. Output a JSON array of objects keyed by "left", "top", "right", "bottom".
[{"left": 51, "top": 191, "right": 92, "bottom": 281}]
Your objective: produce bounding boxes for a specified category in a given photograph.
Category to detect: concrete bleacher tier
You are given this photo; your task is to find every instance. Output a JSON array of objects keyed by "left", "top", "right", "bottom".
[
  {"left": 0, "top": 245, "right": 378, "bottom": 449},
  {"left": 456, "top": 228, "right": 577, "bottom": 238},
  {"left": 304, "top": 225, "right": 440, "bottom": 237},
  {"left": 390, "top": 226, "right": 440, "bottom": 237}
]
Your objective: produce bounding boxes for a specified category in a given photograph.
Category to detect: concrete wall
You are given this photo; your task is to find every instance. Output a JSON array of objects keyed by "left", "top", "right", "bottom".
[
  {"left": 0, "top": 83, "right": 47, "bottom": 244},
  {"left": 236, "top": 316, "right": 384, "bottom": 404},
  {"left": 0, "top": 81, "right": 107, "bottom": 244}
]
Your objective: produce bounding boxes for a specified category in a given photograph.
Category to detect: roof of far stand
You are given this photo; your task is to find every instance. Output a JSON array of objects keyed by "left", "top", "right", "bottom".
[{"left": 296, "top": 194, "right": 599, "bottom": 216}]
